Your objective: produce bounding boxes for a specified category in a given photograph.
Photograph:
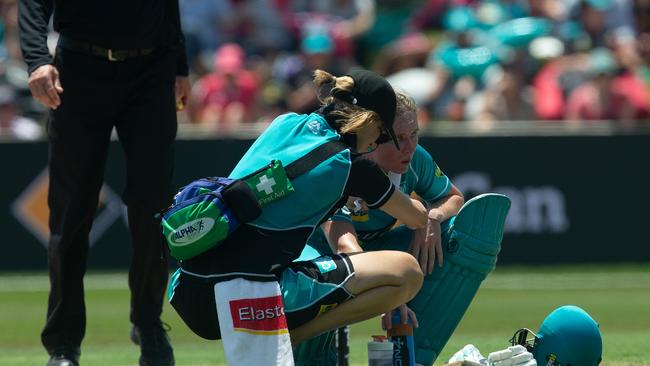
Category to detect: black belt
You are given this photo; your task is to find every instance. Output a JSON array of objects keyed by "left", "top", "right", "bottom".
[{"left": 57, "top": 36, "right": 155, "bottom": 61}]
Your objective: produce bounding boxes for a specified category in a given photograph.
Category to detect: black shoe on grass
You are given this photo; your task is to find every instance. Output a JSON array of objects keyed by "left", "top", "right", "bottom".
[
  {"left": 130, "top": 322, "right": 175, "bottom": 366},
  {"left": 46, "top": 346, "right": 80, "bottom": 366}
]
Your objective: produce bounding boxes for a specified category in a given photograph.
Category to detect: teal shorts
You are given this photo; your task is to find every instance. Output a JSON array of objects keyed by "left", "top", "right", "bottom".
[{"left": 280, "top": 254, "right": 355, "bottom": 329}]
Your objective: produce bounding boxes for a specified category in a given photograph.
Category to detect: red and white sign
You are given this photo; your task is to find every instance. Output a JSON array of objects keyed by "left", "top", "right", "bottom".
[
  {"left": 229, "top": 295, "right": 288, "bottom": 334},
  {"left": 216, "top": 279, "right": 294, "bottom": 365}
]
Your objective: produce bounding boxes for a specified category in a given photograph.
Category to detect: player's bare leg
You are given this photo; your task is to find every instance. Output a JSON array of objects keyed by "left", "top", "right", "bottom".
[{"left": 289, "top": 250, "right": 423, "bottom": 345}]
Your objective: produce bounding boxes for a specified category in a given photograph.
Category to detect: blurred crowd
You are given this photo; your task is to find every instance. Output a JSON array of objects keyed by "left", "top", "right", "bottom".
[{"left": 2, "top": 0, "right": 650, "bottom": 139}]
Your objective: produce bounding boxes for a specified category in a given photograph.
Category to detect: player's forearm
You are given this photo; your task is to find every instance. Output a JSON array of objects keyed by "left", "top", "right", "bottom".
[
  {"left": 380, "top": 191, "right": 427, "bottom": 229},
  {"left": 426, "top": 186, "right": 464, "bottom": 222}
]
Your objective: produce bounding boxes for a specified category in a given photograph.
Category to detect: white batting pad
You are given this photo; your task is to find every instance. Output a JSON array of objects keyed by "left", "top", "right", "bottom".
[{"left": 214, "top": 278, "right": 294, "bottom": 366}]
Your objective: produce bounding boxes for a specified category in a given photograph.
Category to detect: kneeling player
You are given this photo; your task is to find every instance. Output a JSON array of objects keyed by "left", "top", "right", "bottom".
[{"left": 293, "top": 90, "right": 511, "bottom": 366}]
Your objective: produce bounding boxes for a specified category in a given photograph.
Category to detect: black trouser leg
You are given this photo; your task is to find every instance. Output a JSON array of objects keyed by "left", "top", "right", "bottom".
[
  {"left": 115, "top": 48, "right": 177, "bottom": 327},
  {"left": 41, "top": 47, "right": 121, "bottom": 353},
  {"left": 43, "top": 139, "right": 109, "bottom": 352},
  {"left": 126, "top": 204, "right": 170, "bottom": 327}
]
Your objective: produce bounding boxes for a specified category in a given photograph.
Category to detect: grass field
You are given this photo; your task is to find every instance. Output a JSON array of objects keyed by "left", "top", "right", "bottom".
[{"left": 1, "top": 264, "right": 649, "bottom": 366}]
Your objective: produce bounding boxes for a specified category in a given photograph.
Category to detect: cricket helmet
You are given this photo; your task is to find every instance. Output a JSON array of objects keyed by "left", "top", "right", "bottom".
[{"left": 511, "top": 305, "right": 602, "bottom": 366}]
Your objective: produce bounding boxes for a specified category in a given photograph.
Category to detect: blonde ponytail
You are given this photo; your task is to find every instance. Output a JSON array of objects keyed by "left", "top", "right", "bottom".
[{"left": 312, "top": 69, "right": 382, "bottom": 135}]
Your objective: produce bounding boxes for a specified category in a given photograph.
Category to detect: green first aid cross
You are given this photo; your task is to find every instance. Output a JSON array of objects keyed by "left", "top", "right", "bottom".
[{"left": 242, "top": 160, "right": 295, "bottom": 207}]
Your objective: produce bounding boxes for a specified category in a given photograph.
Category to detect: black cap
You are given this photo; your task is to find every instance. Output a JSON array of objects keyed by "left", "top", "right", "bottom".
[{"left": 345, "top": 69, "right": 400, "bottom": 149}]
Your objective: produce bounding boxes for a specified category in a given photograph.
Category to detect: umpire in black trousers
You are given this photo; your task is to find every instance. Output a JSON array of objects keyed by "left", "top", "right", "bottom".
[{"left": 18, "top": 0, "right": 191, "bottom": 365}]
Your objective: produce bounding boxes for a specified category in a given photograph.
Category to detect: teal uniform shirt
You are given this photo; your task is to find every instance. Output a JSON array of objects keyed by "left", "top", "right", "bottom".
[
  {"left": 230, "top": 112, "right": 352, "bottom": 230},
  {"left": 303, "top": 144, "right": 451, "bottom": 255},
  {"left": 335, "top": 144, "right": 450, "bottom": 238},
  {"left": 183, "top": 110, "right": 395, "bottom": 278}
]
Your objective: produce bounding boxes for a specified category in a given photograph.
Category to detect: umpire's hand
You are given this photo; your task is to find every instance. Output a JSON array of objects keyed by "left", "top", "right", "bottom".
[
  {"left": 175, "top": 76, "right": 190, "bottom": 111},
  {"left": 28, "top": 64, "right": 63, "bottom": 109}
]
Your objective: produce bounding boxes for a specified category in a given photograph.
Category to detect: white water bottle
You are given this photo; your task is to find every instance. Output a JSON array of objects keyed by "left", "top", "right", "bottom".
[{"left": 368, "top": 335, "right": 393, "bottom": 366}]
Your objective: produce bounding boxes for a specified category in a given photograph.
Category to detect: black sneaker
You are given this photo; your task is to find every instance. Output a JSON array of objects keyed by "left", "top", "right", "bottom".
[
  {"left": 130, "top": 322, "right": 175, "bottom": 366},
  {"left": 46, "top": 347, "right": 80, "bottom": 366}
]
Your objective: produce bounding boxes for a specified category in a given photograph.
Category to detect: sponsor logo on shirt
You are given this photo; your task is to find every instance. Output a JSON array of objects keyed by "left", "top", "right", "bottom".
[
  {"left": 229, "top": 295, "right": 288, "bottom": 335},
  {"left": 307, "top": 120, "right": 322, "bottom": 135},
  {"left": 346, "top": 197, "right": 369, "bottom": 222},
  {"left": 434, "top": 166, "right": 444, "bottom": 178}
]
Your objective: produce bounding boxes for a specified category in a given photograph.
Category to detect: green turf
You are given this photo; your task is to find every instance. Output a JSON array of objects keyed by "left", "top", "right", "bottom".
[{"left": 1, "top": 264, "right": 649, "bottom": 366}]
